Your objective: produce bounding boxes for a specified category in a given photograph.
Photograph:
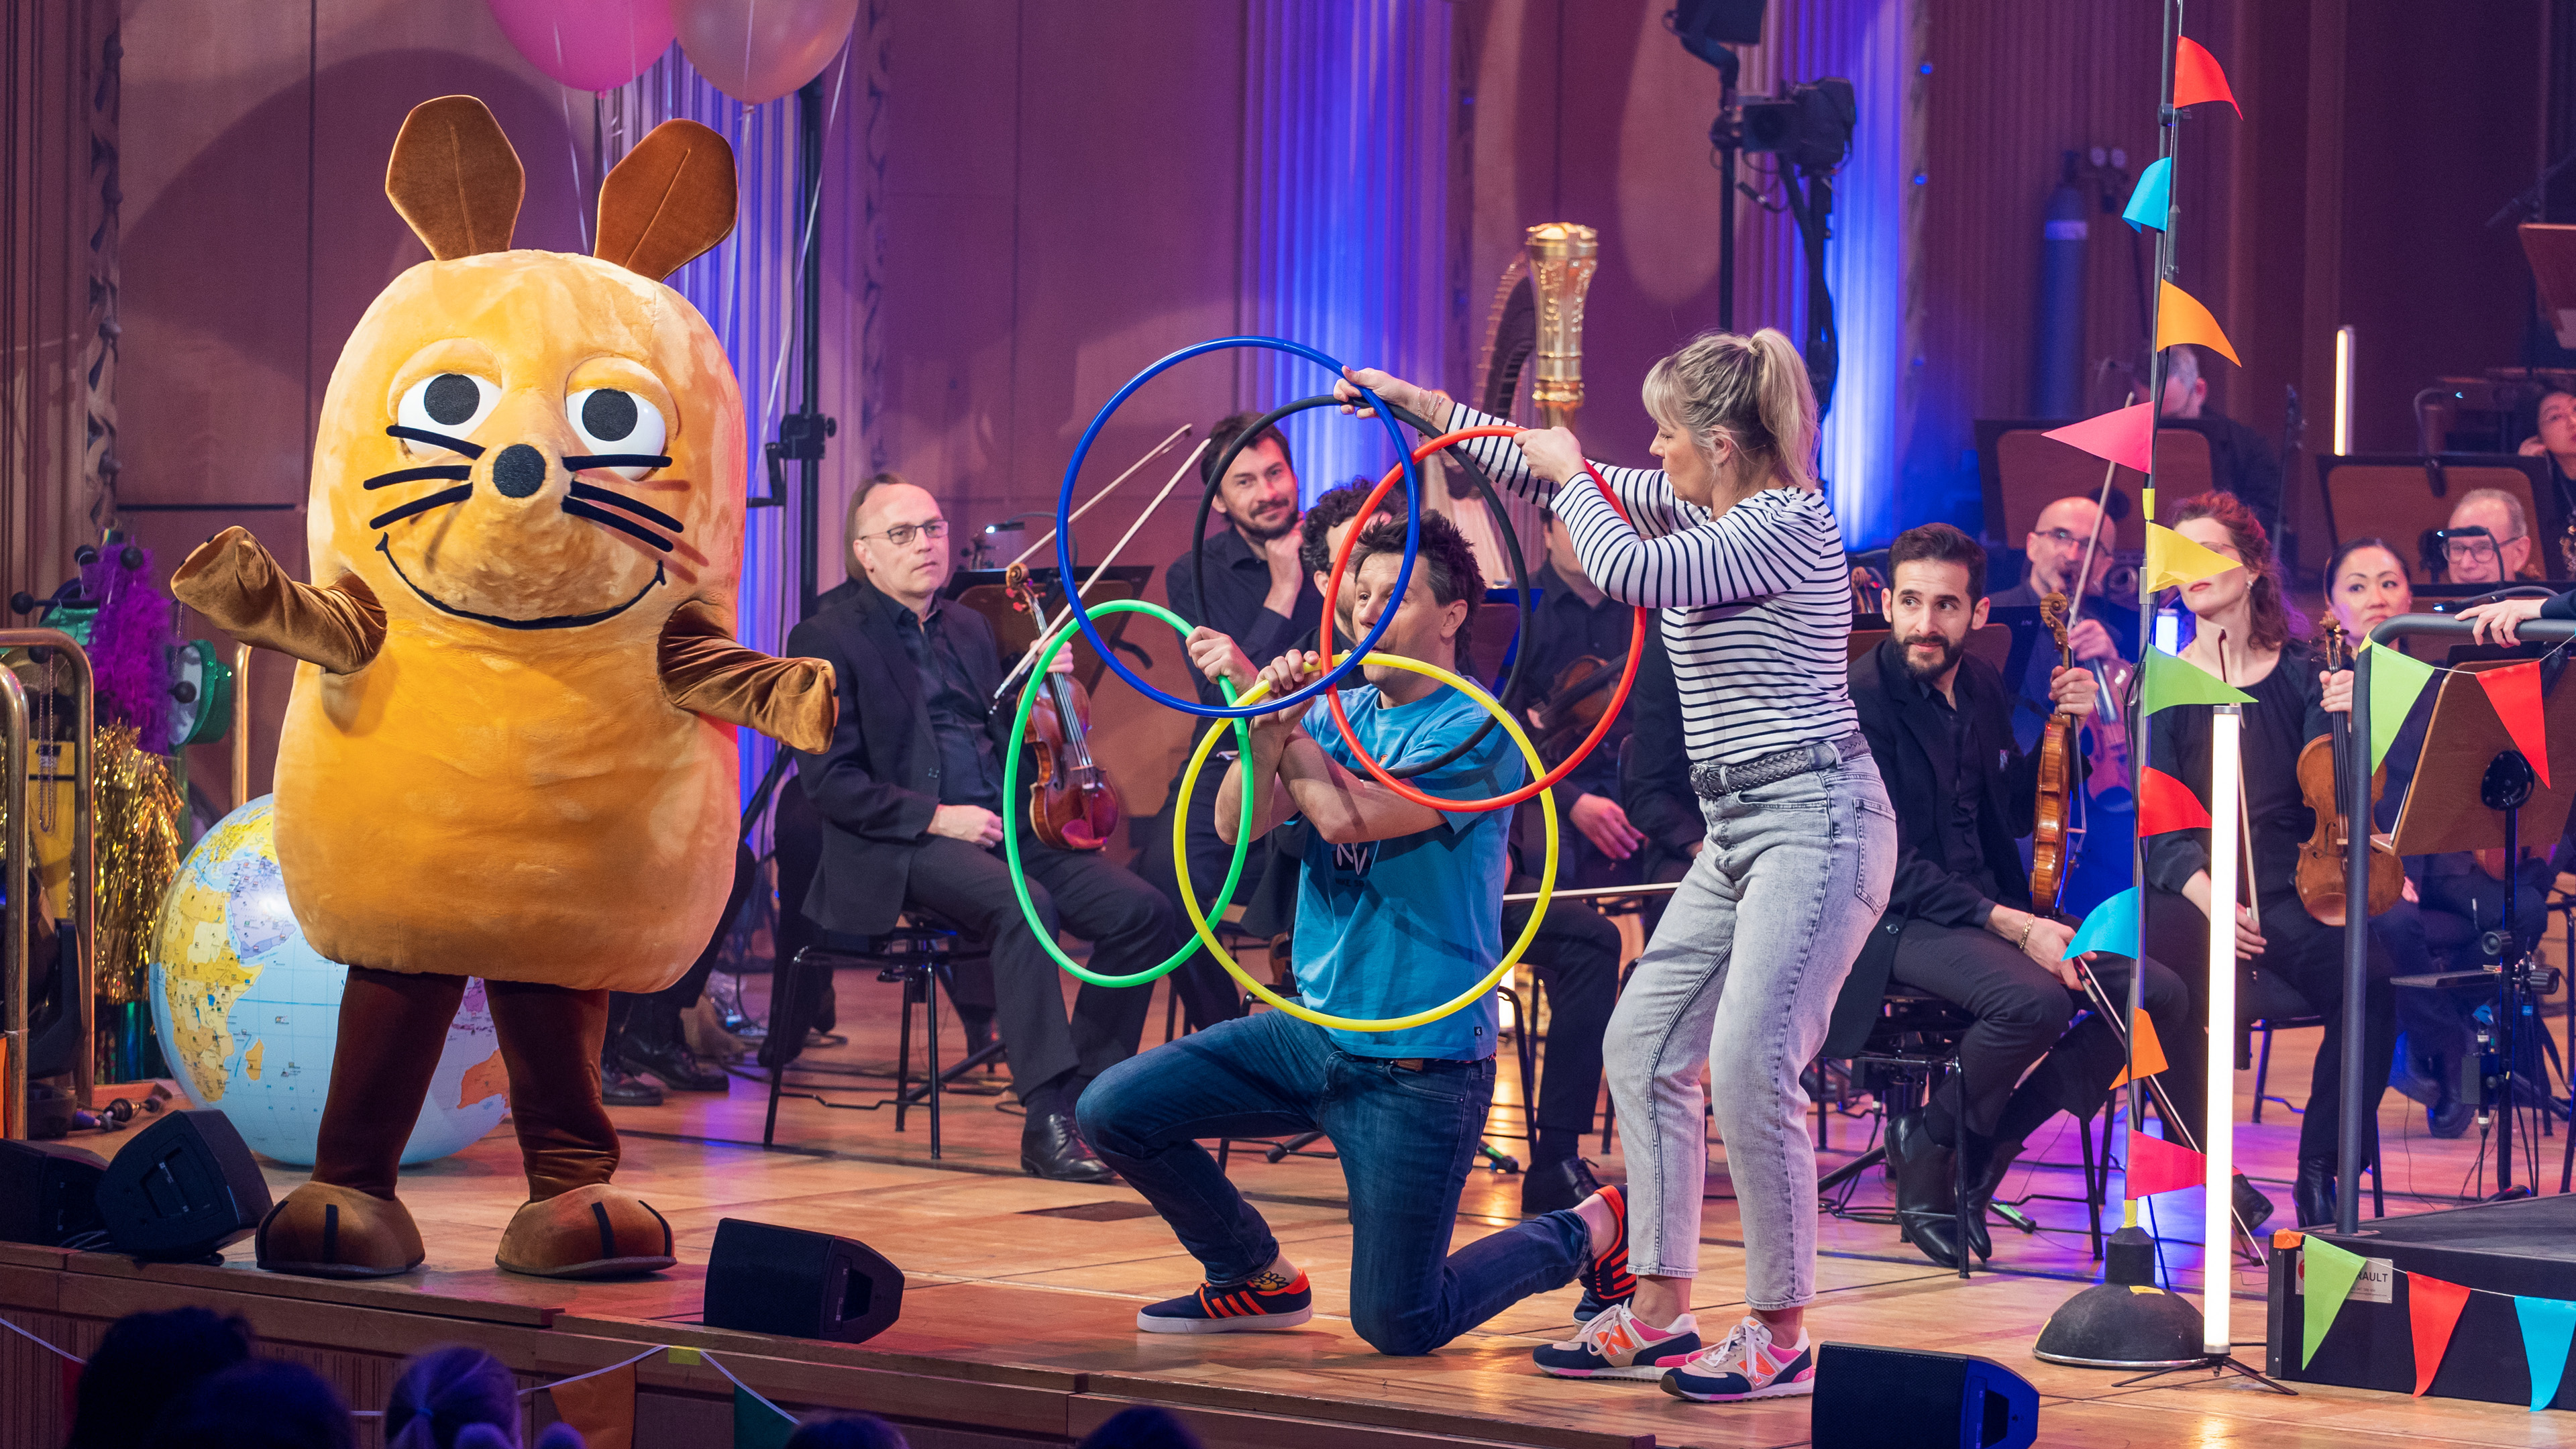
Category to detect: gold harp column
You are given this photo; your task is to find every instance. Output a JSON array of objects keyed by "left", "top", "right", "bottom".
[{"left": 1523, "top": 223, "right": 1598, "bottom": 431}]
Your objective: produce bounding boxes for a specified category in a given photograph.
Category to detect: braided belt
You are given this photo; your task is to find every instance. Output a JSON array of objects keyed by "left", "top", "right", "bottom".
[{"left": 1690, "top": 731, "right": 1868, "bottom": 800}]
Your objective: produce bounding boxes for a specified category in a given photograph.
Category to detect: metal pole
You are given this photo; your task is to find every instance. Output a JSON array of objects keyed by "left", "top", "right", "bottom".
[
  {"left": 231, "top": 643, "right": 252, "bottom": 810},
  {"left": 796, "top": 76, "right": 826, "bottom": 623},
  {"left": 0, "top": 667, "right": 26, "bottom": 1138}
]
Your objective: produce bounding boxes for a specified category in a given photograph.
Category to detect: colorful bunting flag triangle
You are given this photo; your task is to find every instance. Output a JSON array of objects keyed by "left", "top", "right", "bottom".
[
  {"left": 2044, "top": 403, "right": 2155, "bottom": 474},
  {"left": 2302, "top": 1237, "right": 2368, "bottom": 1368},
  {"left": 734, "top": 1385, "right": 798, "bottom": 1449},
  {"left": 2362, "top": 640, "right": 2436, "bottom": 773},
  {"left": 2477, "top": 659, "right": 2551, "bottom": 788},
  {"left": 2137, "top": 767, "right": 2212, "bottom": 835},
  {"left": 551, "top": 1362, "right": 637, "bottom": 1449},
  {"left": 2174, "top": 37, "right": 2241, "bottom": 115},
  {"left": 2408, "top": 1273, "right": 2472, "bottom": 1397},
  {"left": 2140, "top": 647, "right": 2253, "bottom": 714},
  {"left": 2518, "top": 1295, "right": 2576, "bottom": 1411},
  {"left": 2155, "top": 280, "right": 2241, "bottom": 366},
  {"left": 2124, "top": 1128, "right": 2204, "bottom": 1199},
  {"left": 2123, "top": 157, "right": 2172, "bottom": 232},
  {"left": 2144, "top": 522, "right": 2241, "bottom": 592},
  {"left": 2109, "top": 1010, "right": 2170, "bottom": 1091},
  {"left": 2068, "top": 885, "right": 2141, "bottom": 960}
]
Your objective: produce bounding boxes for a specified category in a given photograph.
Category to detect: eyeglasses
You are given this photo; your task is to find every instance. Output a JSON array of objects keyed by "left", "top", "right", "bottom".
[
  {"left": 2442, "top": 531, "right": 2519, "bottom": 561},
  {"left": 857, "top": 519, "right": 949, "bottom": 548},
  {"left": 2028, "top": 527, "right": 2099, "bottom": 548}
]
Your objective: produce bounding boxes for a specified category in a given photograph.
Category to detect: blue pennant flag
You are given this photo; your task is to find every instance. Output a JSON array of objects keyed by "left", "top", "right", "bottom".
[
  {"left": 2123, "top": 157, "right": 2173, "bottom": 232},
  {"left": 2068, "top": 886, "right": 2142, "bottom": 959}
]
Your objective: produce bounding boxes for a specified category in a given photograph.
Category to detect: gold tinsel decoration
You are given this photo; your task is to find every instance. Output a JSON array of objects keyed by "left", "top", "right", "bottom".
[{"left": 93, "top": 722, "right": 183, "bottom": 1005}]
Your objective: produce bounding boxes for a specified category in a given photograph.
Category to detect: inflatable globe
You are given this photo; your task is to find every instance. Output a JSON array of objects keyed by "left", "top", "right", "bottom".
[{"left": 148, "top": 797, "right": 508, "bottom": 1166}]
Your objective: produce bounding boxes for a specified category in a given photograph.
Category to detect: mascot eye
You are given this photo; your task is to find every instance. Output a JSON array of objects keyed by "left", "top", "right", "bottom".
[
  {"left": 566, "top": 388, "right": 667, "bottom": 480},
  {"left": 395, "top": 372, "right": 498, "bottom": 444}
]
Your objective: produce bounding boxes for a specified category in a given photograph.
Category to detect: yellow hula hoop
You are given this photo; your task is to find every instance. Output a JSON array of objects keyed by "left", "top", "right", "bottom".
[{"left": 1172, "top": 652, "right": 1558, "bottom": 1032}]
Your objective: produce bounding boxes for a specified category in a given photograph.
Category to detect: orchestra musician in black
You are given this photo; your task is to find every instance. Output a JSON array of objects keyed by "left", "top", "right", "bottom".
[
  {"left": 1839, "top": 524, "right": 2238, "bottom": 1266},
  {"left": 788, "top": 474, "right": 1183, "bottom": 1183}
]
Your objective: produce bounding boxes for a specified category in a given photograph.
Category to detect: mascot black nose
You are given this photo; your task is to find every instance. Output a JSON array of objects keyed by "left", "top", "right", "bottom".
[{"left": 492, "top": 443, "right": 547, "bottom": 499}]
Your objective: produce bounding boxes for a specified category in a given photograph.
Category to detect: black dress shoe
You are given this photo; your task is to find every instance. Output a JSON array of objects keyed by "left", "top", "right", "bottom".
[
  {"left": 1960, "top": 1142, "right": 2021, "bottom": 1262},
  {"left": 1521, "top": 1156, "right": 1605, "bottom": 1216},
  {"left": 1022, "top": 1109, "right": 1116, "bottom": 1183},
  {"left": 2293, "top": 1157, "right": 2339, "bottom": 1228},
  {"left": 623, "top": 1037, "right": 731, "bottom": 1092},
  {"left": 600, "top": 1067, "right": 663, "bottom": 1107},
  {"left": 2233, "top": 1173, "right": 2275, "bottom": 1234},
  {"left": 1886, "top": 1112, "right": 1964, "bottom": 1269}
]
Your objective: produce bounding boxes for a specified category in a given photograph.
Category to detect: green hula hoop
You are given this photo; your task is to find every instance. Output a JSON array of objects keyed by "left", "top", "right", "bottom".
[
  {"left": 1171, "top": 653, "right": 1557, "bottom": 1032},
  {"left": 1002, "top": 598, "right": 1254, "bottom": 987}
]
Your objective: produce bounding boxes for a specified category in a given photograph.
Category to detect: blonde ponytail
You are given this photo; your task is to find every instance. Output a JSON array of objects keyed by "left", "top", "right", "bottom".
[{"left": 1640, "top": 327, "right": 1820, "bottom": 492}]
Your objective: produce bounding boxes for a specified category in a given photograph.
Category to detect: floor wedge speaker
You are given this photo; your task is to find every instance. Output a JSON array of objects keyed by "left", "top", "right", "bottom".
[
  {"left": 0, "top": 1139, "right": 107, "bottom": 1245},
  {"left": 1812, "top": 1342, "right": 2038, "bottom": 1449},
  {"left": 703, "top": 1218, "right": 904, "bottom": 1343},
  {"left": 97, "top": 1110, "right": 272, "bottom": 1260}
]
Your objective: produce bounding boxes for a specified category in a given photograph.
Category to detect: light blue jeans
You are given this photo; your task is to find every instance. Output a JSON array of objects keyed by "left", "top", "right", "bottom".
[{"left": 1605, "top": 746, "right": 1894, "bottom": 1309}]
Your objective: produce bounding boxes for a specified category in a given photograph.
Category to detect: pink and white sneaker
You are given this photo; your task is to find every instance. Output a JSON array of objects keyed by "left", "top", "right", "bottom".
[
  {"left": 1532, "top": 1301, "right": 1702, "bottom": 1381},
  {"left": 1659, "top": 1316, "right": 1815, "bottom": 1402}
]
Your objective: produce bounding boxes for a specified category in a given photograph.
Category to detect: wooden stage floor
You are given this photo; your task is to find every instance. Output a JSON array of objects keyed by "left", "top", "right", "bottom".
[{"left": 11, "top": 963, "right": 2576, "bottom": 1449}]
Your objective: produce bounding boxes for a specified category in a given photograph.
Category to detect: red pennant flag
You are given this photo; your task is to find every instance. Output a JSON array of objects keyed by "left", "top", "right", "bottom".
[
  {"left": 2477, "top": 660, "right": 2551, "bottom": 788},
  {"left": 2409, "top": 1273, "right": 2473, "bottom": 1396},
  {"left": 2174, "top": 38, "right": 2240, "bottom": 115},
  {"left": 60, "top": 1356, "right": 80, "bottom": 1425},
  {"left": 2136, "top": 767, "right": 2212, "bottom": 835},
  {"left": 2043, "top": 403, "right": 2155, "bottom": 475},
  {"left": 2125, "top": 1129, "right": 2206, "bottom": 1199}
]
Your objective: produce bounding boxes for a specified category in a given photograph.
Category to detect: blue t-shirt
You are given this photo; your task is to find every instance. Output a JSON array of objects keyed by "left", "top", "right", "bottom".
[{"left": 1291, "top": 682, "right": 1522, "bottom": 1060}]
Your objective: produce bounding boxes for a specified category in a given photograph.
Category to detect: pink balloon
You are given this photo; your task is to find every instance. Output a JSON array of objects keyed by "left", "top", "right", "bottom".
[
  {"left": 672, "top": 0, "right": 861, "bottom": 107},
  {"left": 486, "top": 0, "right": 676, "bottom": 93}
]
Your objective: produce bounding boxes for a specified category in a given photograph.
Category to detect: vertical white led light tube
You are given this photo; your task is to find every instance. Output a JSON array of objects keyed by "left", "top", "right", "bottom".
[
  {"left": 2333, "top": 325, "right": 2355, "bottom": 456},
  {"left": 2202, "top": 705, "right": 2243, "bottom": 1356}
]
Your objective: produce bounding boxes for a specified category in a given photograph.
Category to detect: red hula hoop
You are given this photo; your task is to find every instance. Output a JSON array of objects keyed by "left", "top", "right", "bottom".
[{"left": 1316, "top": 425, "right": 1646, "bottom": 814}]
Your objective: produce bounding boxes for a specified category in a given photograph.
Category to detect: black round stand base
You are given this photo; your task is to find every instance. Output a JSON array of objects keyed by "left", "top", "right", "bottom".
[{"left": 2033, "top": 1226, "right": 2205, "bottom": 1370}]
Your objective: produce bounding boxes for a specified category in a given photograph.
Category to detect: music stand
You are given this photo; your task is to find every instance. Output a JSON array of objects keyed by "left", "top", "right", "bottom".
[
  {"left": 2390, "top": 661, "right": 2576, "bottom": 1197},
  {"left": 2520, "top": 223, "right": 2576, "bottom": 350},
  {"left": 1978, "top": 419, "right": 2216, "bottom": 553}
]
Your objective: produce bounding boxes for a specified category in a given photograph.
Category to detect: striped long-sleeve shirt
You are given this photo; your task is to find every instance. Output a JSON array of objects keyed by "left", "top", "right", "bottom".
[{"left": 1448, "top": 405, "right": 1858, "bottom": 766}]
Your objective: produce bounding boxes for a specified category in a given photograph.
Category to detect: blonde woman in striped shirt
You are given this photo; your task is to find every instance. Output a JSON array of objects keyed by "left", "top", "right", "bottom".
[{"left": 1341, "top": 329, "right": 1893, "bottom": 1404}]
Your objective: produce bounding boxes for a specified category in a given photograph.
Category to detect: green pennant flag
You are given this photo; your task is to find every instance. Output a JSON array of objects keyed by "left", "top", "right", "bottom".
[
  {"left": 2302, "top": 1237, "right": 2370, "bottom": 1368},
  {"left": 733, "top": 1385, "right": 796, "bottom": 1449},
  {"left": 2361, "top": 639, "right": 2437, "bottom": 773},
  {"left": 2140, "top": 647, "right": 2253, "bottom": 715}
]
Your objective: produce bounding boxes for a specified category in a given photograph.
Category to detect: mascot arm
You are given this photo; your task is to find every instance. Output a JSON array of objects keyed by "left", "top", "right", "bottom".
[
  {"left": 658, "top": 598, "right": 839, "bottom": 752},
  {"left": 170, "top": 527, "right": 386, "bottom": 675}
]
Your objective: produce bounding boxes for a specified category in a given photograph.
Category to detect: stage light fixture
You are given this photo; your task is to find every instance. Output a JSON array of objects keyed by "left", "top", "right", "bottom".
[
  {"left": 1669, "top": 0, "right": 1767, "bottom": 64},
  {"left": 1740, "top": 80, "right": 1858, "bottom": 174}
]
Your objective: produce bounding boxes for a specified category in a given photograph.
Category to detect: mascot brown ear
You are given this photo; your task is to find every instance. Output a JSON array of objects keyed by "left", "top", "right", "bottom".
[
  {"left": 595, "top": 120, "right": 737, "bottom": 282},
  {"left": 384, "top": 96, "right": 525, "bottom": 260}
]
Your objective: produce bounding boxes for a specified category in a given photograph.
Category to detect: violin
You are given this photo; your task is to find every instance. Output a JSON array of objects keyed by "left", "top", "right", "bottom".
[
  {"left": 1529, "top": 652, "right": 1627, "bottom": 767},
  {"left": 1004, "top": 564, "right": 1122, "bottom": 851},
  {"left": 2027, "top": 593, "right": 2078, "bottom": 915},
  {"left": 2294, "top": 622, "right": 2404, "bottom": 925}
]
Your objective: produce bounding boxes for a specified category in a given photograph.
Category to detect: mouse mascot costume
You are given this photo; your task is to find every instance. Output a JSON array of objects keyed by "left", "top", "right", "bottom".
[{"left": 170, "top": 96, "right": 833, "bottom": 1280}]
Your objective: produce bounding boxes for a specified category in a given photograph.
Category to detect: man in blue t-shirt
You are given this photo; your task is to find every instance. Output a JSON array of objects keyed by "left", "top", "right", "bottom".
[{"left": 1079, "top": 513, "right": 1621, "bottom": 1357}]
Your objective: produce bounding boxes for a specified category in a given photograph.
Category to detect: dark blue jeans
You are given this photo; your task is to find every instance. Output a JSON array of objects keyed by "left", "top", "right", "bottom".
[{"left": 1077, "top": 1010, "right": 1589, "bottom": 1356}]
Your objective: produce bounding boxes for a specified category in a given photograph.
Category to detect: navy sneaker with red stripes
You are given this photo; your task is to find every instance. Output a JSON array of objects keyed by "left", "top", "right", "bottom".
[
  {"left": 1136, "top": 1270, "right": 1314, "bottom": 1334},
  {"left": 1574, "top": 1185, "right": 1634, "bottom": 1320}
]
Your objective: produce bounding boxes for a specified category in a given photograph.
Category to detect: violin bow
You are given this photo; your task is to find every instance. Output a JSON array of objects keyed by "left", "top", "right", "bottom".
[
  {"left": 2214, "top": 629, "right": 2265, "bottom": 935},
  {"left": 991, "top": 436, "right": 1213, "bottom": 706},
  {"left": 1005, "top": 423, "right": 1192, "bottom": 571}
]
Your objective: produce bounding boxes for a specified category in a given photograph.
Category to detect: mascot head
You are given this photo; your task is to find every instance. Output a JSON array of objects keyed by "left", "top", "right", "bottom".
[{"left": 309, "top": 96, "right": 744, "bottom": 642}]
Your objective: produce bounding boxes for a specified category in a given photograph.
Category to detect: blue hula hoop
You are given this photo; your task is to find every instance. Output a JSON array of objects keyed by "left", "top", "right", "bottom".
[{"left": 1055, "top": 336, "right": 1423, "bottom": 719}]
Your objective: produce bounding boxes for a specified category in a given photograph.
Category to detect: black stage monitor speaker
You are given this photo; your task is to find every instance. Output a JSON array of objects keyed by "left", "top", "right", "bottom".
[
  {"left": 97, "top": 1110, "right": 272, "bottom": 1260},
  {"left": 703, "top": 1218, "right": 903, "bottom": 1344},
  {"left": 1812, "top": 1343, "right": 2038, "bottom": 1449},
  {"left": 0, "top": 1139, "right": 107, "bottom": 1245}
]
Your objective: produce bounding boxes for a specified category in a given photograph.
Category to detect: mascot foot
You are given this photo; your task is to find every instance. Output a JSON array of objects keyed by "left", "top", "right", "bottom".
[
  {"left": 255, "top": 1182, "right": 425, "bottom": 1279},
  {"left": 496, "top": 1184, "right": 676, "bottom": 1279}
]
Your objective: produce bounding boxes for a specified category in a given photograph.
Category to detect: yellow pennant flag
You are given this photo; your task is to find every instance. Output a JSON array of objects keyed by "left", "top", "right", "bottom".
[
  {"left": 2155, "top": 279, "right": 2241, "bottom": 366},
  {"left": 2144, "top": 523, "right": 2240, "bottom": 592},
  {"left": 2108, "top": 1010, "right": 2171, "bottom": 1091}
]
